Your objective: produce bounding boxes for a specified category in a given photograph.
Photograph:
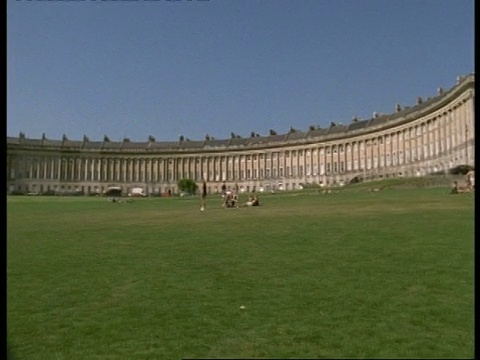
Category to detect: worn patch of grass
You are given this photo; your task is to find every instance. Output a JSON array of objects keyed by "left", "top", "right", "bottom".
[{"left": 7, "top": 187, "right": 474, "bottom": 359}]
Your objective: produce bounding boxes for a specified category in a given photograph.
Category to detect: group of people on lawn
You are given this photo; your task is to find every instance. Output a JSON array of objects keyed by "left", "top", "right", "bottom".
[
  {"left": 200, "top": 180, "right": 259, "bottom": 211},
  {"left": 449, "top": 169, "right": 475, "bottom": 194},
  {"left": 221, "top": 182, "right": 259, "bottom": 208}
]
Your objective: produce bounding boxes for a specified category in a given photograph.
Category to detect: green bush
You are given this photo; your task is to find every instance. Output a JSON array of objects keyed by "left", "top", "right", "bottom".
[
  {"left": 449, "top": 164, "right": 474, "bottom": 175},
  {"left": 177, "top": 178, "right": 198, "bottom": 195}
]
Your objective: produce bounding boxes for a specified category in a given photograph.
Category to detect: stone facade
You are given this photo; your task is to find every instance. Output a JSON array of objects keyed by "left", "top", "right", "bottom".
[{"left": 6, "top": 74, "right": 475, "bottom": 196}]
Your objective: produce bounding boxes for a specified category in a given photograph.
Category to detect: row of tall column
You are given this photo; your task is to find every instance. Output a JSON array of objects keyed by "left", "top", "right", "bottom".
[{"left": 7, "top": 96, "right": 474, "bottom": 184}]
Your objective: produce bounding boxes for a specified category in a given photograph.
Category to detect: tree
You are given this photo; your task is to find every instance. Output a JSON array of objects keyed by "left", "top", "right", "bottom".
[{"left": 177, "top": 178, "right": 198, "bottom": 195}]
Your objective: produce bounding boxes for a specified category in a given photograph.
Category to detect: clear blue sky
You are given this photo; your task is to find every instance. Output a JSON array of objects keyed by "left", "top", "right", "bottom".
[{"left": 7, "top": 0, "right": 474, "bottom": 142}]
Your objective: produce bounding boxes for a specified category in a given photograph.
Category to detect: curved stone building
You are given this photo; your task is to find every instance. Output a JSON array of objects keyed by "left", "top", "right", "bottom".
[{"left": 7, "top": 74, "right": 475, "bottom": 196}]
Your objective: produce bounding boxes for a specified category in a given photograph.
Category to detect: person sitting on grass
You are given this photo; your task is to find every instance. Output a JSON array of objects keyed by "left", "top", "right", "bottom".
[
  {"left": 450, "top": 181, "right": 459, "bottom": 194},
  {"left": 231, "top": 191, "right": 239, "bottom": 208},
  {"left": 243, "top": 193, "right": 259, "bottom": 207},
  {"left": 225, "top": 191, "right": 239, "bottom": 208},
  {"left": 450, "top": 180, "right": 470, "bottom": 194}
]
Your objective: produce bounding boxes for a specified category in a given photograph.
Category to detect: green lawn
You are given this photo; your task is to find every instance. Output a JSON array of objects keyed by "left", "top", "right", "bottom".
[{"left": 7, "top": 186, "right": 474, "bottom": 359}]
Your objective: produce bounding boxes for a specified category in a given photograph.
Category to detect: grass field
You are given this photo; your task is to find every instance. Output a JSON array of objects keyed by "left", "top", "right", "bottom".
[{"left": 7, "top": 182, "right": 474, "bottom": 359}]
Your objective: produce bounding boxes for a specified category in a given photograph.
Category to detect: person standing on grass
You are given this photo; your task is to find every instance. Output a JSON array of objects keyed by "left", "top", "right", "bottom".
[
  {"left": 221, "top": 181, "right": 227, "bottom": 207},
  {"left": 200, "top": 179, "right": 207, "bottom": 211},
  {"left": 234, "top": 183, "right": 240, "bottom": 207}
]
